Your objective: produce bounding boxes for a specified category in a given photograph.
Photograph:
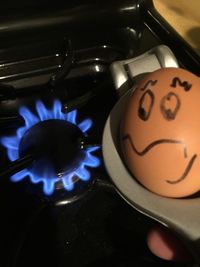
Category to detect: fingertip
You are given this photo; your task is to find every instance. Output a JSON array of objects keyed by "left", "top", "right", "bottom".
[{"left": 147, "top": 225, "right": 192, "bottom": 262}]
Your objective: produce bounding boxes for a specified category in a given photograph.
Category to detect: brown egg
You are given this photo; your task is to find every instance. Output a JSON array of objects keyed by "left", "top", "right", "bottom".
[{"left": 120, "top": 67, "right": 200, "bottom": 198}]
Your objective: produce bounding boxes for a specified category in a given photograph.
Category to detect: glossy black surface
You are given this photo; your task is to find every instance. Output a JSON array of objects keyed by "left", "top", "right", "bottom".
[
  {"left": 19, "top": 120, "right": 85, "bottom": 176},
  {"left": 0, "top": 1, "right": 198, "bottom": 266}
]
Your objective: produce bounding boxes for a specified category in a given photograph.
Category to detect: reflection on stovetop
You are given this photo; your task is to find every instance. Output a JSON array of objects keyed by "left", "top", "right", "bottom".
[
  {"left": 0, "top": 15, "right": 196, "bottom": 267},
  {"left": 0, "top": 180, "right": 192, "bottom": 267},
  {"left": 0, "top": 74, "right": 193, "bottom": 267}
]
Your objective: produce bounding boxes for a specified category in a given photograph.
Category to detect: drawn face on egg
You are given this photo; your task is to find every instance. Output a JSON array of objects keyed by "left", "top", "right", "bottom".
[{"left": 121, "top": 68, "right": 200, "bottom": 198}]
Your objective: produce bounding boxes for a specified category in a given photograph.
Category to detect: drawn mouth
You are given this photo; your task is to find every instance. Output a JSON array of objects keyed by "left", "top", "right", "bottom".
[
  {"left": 122, "top": 134, "right": 188, "bottom": 157},
  {"left": 122, "top": 134, "right": 197, "bottom": 184},
  {"left": 166, "top": 154, "right": 197, "bottom": 184}
]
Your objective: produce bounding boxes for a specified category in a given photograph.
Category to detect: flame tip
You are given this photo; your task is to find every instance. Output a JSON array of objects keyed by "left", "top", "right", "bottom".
[{"left": 2, "top": 100, "right": 100, "bottom": 196}]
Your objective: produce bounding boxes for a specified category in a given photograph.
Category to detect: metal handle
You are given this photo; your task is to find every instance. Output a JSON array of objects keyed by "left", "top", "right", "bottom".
[
  {"left": 102, "top": 88, "right": 200, "bottom": 266},
  {"left": 0, "top": 154, "right": 34, "bottom": 179}
]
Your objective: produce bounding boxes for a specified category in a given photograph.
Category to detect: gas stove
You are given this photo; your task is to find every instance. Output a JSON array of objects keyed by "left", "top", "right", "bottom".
[{"left": 0, "top": 1, "right": 199, "bottom": 267}]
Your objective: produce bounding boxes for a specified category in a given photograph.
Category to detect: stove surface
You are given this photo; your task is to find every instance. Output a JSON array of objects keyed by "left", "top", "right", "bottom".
[{"left": 0, "top": 1, "right": 199, "bottom": 266}]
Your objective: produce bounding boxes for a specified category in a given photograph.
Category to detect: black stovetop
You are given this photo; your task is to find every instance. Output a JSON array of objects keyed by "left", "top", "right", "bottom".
[{"left": 0, "top": 1, "right": 199, "bottom": 267}]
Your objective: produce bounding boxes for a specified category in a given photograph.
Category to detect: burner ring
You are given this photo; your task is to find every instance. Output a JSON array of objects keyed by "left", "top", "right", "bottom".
[
  {"left": 1, "top": 100, "right": 100, "bottom": 196},
  {"left": 19, "top": 119, "right": 85, "bottom": 177}
]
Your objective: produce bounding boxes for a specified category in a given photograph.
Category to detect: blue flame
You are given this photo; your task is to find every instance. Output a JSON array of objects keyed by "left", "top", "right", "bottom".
[{"left": 1, "top": 100, "right": 100, "bottom": 195}]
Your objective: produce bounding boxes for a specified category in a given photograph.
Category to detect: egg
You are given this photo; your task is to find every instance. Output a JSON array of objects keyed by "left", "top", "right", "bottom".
[{"left": 120, "top": 67, "right": 200, "bottom": 198}]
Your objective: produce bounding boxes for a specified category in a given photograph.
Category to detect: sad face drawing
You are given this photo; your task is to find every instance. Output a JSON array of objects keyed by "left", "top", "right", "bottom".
[{"left": 121, "top": 68, "right": 200, "bottom": 198}]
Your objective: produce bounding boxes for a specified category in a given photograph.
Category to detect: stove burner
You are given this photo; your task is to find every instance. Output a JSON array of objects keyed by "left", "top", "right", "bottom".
[
  {"left": 19, "top": 119, "right": 85, "bottom": 174},
  {"left": 1, "top": 100, "right": 100, "bottom": 195}
]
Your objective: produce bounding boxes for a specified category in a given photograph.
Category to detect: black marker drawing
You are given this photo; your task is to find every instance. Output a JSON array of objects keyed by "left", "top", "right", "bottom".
[
  {"left": 166, "top": 154, "right": 197, "bottom": 184},
  {"left": 160, "top": 92, "right": 181, "bottom": 121},
  {"left": 140, "top": 80, "right": 158, "bottom": 91},
  {"left": 170, "top": 77, "right": 192, "bottom": 91},
  {"left": 138, "top": 90, "right": 154, "bottom": 121},
  {"left": 122, "top": 135, "right": 188, "bottom": 158},
  {"left": 123, "top": 135, "right": 197, "bottom": 184}
]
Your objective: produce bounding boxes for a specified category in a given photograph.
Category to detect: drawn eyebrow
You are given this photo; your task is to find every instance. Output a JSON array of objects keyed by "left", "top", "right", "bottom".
[
  {"left": 170, "top": 77, "right": 192, "bottom": 91},
  {"left": 140, "top": 80, "right": 158, "bottom": 91}
]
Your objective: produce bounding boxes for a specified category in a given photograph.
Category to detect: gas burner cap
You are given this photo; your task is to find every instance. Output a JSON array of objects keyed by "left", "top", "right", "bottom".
[
  {"left": 1, "top": 100, "right": 100, "bottom": 196},
  {"left": 19, "top": 119, "right": 85, "bottom": 177}
]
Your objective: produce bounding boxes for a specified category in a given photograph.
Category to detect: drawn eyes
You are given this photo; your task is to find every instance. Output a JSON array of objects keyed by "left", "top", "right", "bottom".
[
  {"left": 138, "top": 90, "right": 154, "bottom": 121},
  {"left": 138, "top": 91, "right": 181, "bottom": 121},
  {"left": 160, "top": 92, "right": 181, "bottom": 121}
]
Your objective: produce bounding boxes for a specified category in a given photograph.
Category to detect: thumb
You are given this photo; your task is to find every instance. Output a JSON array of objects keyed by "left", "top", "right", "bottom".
[{"left": 146, "top": 225, "right": 193, "bottom": 262}]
